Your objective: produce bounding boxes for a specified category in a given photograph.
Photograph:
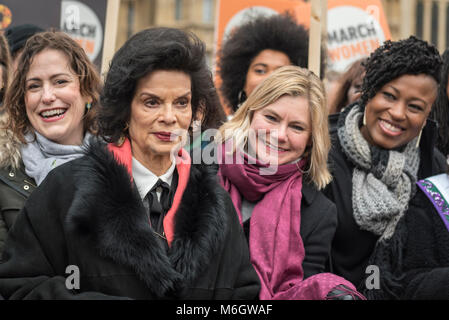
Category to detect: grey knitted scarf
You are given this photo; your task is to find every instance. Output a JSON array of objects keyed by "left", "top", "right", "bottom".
[
  {"left": 21, "top": 131, "right": 92, "bottom": 186},
  {"left": 337, "top": 105, "right": 420, "bottom": 240}
]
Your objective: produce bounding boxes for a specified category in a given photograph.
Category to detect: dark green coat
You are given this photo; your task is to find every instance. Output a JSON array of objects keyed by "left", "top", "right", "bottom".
[
  {"left": 0, "top": 165, "right": 36, "bottom": 257},
  {"left": 0, "top": 117, "right": 37, "bottom": 257}
]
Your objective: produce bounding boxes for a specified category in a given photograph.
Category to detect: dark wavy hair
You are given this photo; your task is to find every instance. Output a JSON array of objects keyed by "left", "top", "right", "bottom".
[
  {"left": 4, "top": 31, "right": 101, "bottom": 143},
  {"left": 99, "top": 27, "right": 225, "bottom": 144},
  {"left": 329, "top": 58, "right": 366, "bottom": 114},
  {"left": 430, "top": 48, "right": 449, "bottom": 156},
  {"left": 360, "top": 36, "right": 442, "bottom": 108},
  {"left": 0, "top": 33, "right": 11, "bottom": 106},
  {"left": 217, "top": 12, "right": 323, "bottom": 112}
]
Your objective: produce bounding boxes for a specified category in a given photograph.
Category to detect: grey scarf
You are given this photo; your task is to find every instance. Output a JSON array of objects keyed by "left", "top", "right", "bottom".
[
  {"left": 337, "top": 105, "right": 420, "bottom": 240},
  {"left": 21, "top": 131, "right": 92, "bottom": 185}
]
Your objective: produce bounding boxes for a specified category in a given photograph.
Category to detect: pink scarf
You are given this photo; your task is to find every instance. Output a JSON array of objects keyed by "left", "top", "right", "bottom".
[{"left": 219, "top": 143, "right": 359, "bottom": 300}]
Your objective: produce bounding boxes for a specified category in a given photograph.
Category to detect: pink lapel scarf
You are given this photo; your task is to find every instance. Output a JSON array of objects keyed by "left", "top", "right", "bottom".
[
  {"left": 219, "top": 143, "right": 361, "bottom": 300},
  {"left": 219, "top": 143, "right": 307, "bottom": 299}
]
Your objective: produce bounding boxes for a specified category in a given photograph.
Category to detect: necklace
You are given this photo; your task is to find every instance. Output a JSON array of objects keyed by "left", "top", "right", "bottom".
[{"left": 152, "top": 230, "right": 167, "bottom": 240}]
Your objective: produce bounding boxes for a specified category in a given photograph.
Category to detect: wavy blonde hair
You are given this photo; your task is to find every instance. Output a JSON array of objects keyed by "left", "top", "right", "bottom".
[{"left": 217, "top": 65, "right": 331, "bottom": 189}]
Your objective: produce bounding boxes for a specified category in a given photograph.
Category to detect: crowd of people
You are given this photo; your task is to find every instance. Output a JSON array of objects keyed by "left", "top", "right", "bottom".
[{"left": 0, "top": 12, "right": 448, "bottom": 300}]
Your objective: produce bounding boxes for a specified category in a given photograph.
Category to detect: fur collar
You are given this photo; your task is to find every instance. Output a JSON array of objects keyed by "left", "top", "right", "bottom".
[
  {"left": 66, "top": 141, "right": 227, "bottom": 298},
  {"left": 0, "top": 113, "right": 22, "bottom": 170}
]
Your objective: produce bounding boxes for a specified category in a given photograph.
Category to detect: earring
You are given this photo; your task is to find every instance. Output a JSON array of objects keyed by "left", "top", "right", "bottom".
[
  {"left": 117, "top": 135, "right": 126, "bottom": 147},
  {"left": 238, "top": 90, "right": 246, "bottom": 103},
  {"left": 415, "top": 121, "right": 427, "bottom": 148},
  {"left": 362, "top": 110, "right": 367, "bottom": 126},
  {"left": 116, "top": 122, "right": 129, "bottom": 147},
  {"left": 85, "top": 102, "right": 92, "bottom": 110},
  {"left": 415, "top": 125, "right": 425, "bottom": 149}
]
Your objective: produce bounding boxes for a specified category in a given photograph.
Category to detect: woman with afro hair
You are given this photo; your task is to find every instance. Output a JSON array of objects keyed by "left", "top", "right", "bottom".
[
  {"left": 324, "top": 36, "right": 449, "bottom": 299},
  {"left": 217, "top": 12, "right": 324, "bottom": 114}
]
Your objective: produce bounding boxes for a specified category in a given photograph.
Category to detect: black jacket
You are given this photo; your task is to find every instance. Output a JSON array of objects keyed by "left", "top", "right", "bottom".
[
  {"left": 324, "top": 113, "right": 447, "bottom": 288},
  {"left": 0, "top": 142, "right": 260, "bottom": 299},
  {"left": 363, "top": 181, "right": 449, "bottom": 299},
  {"left": 299, "top": 181, "right": 338, "bottom": 279}
]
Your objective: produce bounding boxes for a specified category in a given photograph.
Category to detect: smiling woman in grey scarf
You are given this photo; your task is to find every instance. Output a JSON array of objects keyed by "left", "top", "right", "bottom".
[
  {"left": 324, "top": 36, "right": 448, "bottom": 299},
  {"left": 0, "top": 31, "right": 101, "bottom": 256}
]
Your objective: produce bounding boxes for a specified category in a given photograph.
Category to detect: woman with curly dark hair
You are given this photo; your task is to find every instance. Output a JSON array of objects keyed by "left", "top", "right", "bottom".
[
  {"left": 0, "top": 31, "right": 100, "bottom": 257},
  {"left": 0, "top": 27, "right": 260, "bottom": 300},
  {"left": 324, "top": 36, "right": 449, "bottom": 299},
  {"left": 217, "top": 12, "right": 323, "bottom": 114}
]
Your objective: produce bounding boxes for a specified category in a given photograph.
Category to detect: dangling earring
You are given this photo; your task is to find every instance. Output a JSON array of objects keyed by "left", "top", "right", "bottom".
[
  {"left": 85, "top": 102, "right": 92, "bottom": 111},
  {"left": 362, "top": 109, "right": 367, "bottom": 126},
  {"left": 415, "top": 123, "right": 425, "bottom": 149}
]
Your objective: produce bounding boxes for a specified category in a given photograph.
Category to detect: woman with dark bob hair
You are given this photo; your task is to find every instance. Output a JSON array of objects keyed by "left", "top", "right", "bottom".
[
  {"left": 100, "top": 24, "right": 226, "bottom": 152},
  {"left": 100, "top": 28, "right": 225, "bottom": 141},
  {"left": 217, "top": 12, "right": 324, "bottom": 114},
  {"left": 324, "top": 36, "right": 449, "bottom": 299},
  {"left": 0, "top": 27, "right": 260, "bottom": 300},
  {"left": 0, "top": 31, "right": 100, "bottom": 257}
]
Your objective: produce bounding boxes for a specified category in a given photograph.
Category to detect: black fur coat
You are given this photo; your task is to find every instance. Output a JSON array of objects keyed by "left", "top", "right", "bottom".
[{"left": 0, "top": 142, "right": 260, "bottom": 300}]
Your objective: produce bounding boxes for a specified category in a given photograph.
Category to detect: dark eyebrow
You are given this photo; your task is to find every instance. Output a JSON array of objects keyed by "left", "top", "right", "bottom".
[
  {"left": 386, "top": 85, "right": 399, "bottom": 94},
  {"left": 26, "top": 73, "right": 72, "bottom": 83},
  {"left": 251, "top": 63, "right": 268, "bottom": 68},
  {"left": 139, "top": 91, "right": 191, "bottom": 99},
  {"left": 175, "top": 92, "right": 192, "bottom": 99},
  {"left": 386, "top": 85, "right": 427, "bottom": 104}
]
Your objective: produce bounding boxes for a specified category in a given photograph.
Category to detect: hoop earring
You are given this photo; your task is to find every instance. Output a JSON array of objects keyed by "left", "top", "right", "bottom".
[{"left": 237, "top": 90, "right": 247, "bottom": 109}]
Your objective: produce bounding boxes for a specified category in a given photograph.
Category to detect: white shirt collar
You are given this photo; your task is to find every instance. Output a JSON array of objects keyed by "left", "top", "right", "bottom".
[{"left": 132, "top": 157, "right": 176, "bottom": 200}]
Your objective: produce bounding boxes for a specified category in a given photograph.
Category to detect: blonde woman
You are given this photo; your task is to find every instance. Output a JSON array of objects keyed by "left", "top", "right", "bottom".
[{"left": 217, "top": 65, "right": 363, "bottom": 300}]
